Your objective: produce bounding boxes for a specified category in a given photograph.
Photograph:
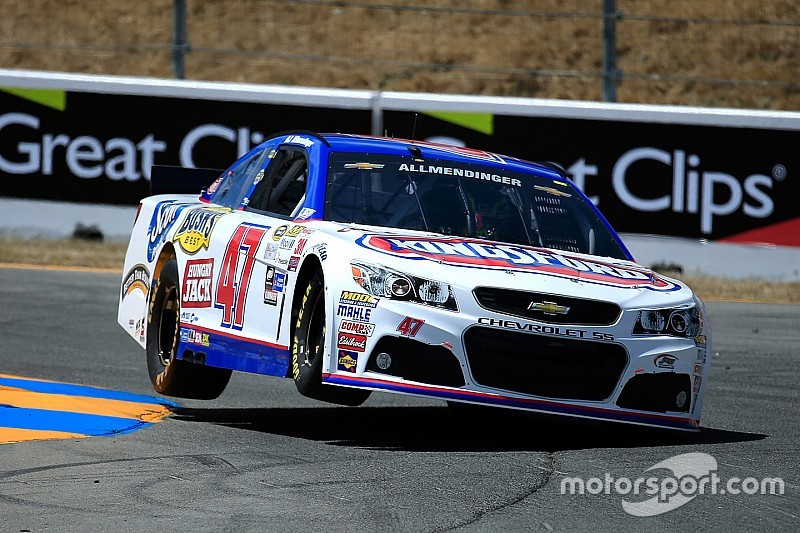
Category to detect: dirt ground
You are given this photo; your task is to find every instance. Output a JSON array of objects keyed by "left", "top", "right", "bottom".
[{"left": 0, "top": 0, "right": 797, "bottom": 109}]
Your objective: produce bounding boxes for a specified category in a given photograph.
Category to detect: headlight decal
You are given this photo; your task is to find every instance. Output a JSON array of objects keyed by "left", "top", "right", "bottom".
[
  {"left": 351, "top": 261, "right": 458, "bottom": 311},
  {"left": 632, "top": 298, "right": 703, "bottom": 338}
]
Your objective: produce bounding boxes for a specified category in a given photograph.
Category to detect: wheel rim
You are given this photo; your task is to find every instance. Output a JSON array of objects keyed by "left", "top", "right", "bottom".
[{"left": 158, "top": 285, "right": 179, "bottom": 367}]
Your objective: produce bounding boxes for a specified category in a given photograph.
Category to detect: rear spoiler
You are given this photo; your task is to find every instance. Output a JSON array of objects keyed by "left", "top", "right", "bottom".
[{"left": 150, "top": 165, "right": 224, "bottom": 196}]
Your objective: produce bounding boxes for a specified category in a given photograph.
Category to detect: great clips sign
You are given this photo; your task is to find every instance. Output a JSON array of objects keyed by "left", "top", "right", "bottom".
[
  {"left": 0, "top": 89, "right": 370, "bottom": 204},
  {"left": 385, "top": 111, "right": 799, "bottom": 247}
]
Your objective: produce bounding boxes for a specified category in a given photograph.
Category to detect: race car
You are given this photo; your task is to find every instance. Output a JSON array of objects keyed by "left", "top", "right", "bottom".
[{"left": 118, "top": 131, "right": 711, "bottom": 431}]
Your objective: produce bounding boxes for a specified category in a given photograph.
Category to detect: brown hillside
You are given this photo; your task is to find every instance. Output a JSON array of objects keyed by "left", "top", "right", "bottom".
[{"left": 0, "top": 1, "right": 798, "bottom": 109}]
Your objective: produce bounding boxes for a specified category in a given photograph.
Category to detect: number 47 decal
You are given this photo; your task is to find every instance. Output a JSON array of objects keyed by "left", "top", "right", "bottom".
[
  {"left": 215, "top": 223, "right": 269, "bottom": 329},
  {"left": 397, "top": 317, "right": 424, "bottom": 337}
]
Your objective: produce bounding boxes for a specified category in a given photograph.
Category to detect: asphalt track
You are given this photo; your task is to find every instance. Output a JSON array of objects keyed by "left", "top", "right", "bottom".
[{"left": 0, "top": 266, "right": 797, "bottom": 532}]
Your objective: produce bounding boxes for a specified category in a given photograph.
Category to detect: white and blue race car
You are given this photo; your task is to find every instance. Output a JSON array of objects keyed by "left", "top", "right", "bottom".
[{"left": 118, "top": 131, "right": 711, "bottom": 431}]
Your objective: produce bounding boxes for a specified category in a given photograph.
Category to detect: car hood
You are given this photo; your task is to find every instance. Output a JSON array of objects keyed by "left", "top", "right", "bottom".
[{"left": 321, "top": 222, "right": 695, "bottom": 309}]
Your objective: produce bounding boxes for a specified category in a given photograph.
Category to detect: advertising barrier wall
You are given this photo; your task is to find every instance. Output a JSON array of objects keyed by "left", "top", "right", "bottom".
[{"left": 1, "top": 69, "right": 799, "bottom": 248}]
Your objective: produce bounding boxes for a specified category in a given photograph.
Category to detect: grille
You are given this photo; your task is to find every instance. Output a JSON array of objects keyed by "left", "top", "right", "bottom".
[
  {"left": 473, "top": 287, "right": 621, "bottom": 326},
  {"left": 464, "top": 327, "right": 627, "bottom": 401},
  {"left": 367, "top": 336, "right": 465, "bottom": 388}
]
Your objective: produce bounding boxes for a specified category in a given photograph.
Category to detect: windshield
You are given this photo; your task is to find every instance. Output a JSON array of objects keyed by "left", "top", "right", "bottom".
[{"left": 325, "top": 152, "right": 627, "bottom": 259}]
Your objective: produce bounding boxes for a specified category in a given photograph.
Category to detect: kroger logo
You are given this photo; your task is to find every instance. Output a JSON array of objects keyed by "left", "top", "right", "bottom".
[{"left": 357, "top": 235, "right": 678, "bottom": 291}]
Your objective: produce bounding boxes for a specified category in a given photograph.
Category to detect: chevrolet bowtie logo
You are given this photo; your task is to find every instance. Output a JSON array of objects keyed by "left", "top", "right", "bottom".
[{"left": 528, "top": 301, "right": 570, "bottom": 315}]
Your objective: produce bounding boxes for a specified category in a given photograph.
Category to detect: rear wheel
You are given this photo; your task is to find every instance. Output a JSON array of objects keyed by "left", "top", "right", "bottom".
[
  {"left": 291, "top": 270, "right": 371, "bottom": 406},
  {"left": 146, "top": 258, "right": 231, "bottom": 399}
]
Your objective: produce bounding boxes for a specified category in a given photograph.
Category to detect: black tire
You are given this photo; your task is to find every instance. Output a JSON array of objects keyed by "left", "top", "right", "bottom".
[
  {"left": 146, "top": 258, "right": 231, "bottom": 400},
  {"left": 291, "top": 270, "right": 371, "bottom": 406}
]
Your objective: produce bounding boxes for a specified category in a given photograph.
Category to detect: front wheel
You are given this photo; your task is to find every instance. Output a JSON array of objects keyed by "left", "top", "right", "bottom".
[
  {"left": 291, "top": 270, "right": 371, "bottom": 406},
  {"left": 146, "top": 258, "right": 231, "bottom": 399}
]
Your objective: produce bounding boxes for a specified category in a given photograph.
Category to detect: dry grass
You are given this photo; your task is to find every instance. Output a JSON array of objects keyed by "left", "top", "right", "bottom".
[
  {"left": 0, "top": 234, "right": 127, "bottom": 271},
  {"left": 1, "top": 234, "right": 796, "bottom": 304},
  {"left": 666, "top": 273, "right": 800, "bottom": 304},
  {"left": 0, "top": 1, "right": 798, "bottom": 109}
]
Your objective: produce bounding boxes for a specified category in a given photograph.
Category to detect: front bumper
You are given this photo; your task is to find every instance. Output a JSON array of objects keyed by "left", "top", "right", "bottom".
[{"left": 325, "top": 290, "right": 710, "bottom": 432}]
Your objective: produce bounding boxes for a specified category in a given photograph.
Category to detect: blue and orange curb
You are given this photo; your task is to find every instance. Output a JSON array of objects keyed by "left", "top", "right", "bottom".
[{"left": 0, "top": 374, "right": 178, "bottom": 444}]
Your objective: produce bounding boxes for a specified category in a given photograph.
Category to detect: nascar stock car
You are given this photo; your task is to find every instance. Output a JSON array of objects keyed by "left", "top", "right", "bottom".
[{"left": 118, "top": 131, "right": 711, "bottom": 431}]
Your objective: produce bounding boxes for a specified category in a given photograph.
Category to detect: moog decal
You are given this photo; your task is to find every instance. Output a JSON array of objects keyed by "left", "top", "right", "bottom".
[{"left": 357, "top": 235, "right": 677, "bottom": 290}]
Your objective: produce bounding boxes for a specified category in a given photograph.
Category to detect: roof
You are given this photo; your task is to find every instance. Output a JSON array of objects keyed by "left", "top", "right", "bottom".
[{"left": 273, "top": 132, "right": 562, "bottom": 178}]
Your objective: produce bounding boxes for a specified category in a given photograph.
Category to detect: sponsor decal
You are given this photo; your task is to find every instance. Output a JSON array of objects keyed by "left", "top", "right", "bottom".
[
  {"left": 396, "top": 317, "right": 424, "bottom": 337},
  {"left": 357, "top": 235, "right": 678, "bottom": 291},
  {"left": 264, "top": 266, "right": 285, "bottom": 295},
  {"left": 264, "top": 242, "right": 279, "bottom": 260},
  {"left": 295, "top": 207, "right": 316, "bottom": 220},
  {"left": 147, "top": 201, "right": 192, "bottom": 262},
  {"left": 339, "top": 291, "right": 379, "bottom": 307},
  {"left": 173, "top": 207, "right": 228, "bottom": 254},
  {"left": 337, "top": 304, "right": 372, "bottom": 323},
  {"left": 179, "top": 328, "right": 190, "bottom": 342},
  {"left": 339, "top": 320, "right": 375, "bottom": 336},
  {"left": 337, "top": 332, "right": 367, "bottom": 352},
  {"left": 273, "top": 272, "right": 286, "bottom": 292},
  {"left": 694, "top": 334, "right": 707, "bottom": 347},
  {"left": 654, "top": 354, "right": 678, "bottom": 369},
  {"left": 478, "top": 317, "right": 614, "bottom": 341},
  {"left": 184, "top": 328, "right": 210, "bottom": 347},
  {"left": 285, "top": 225, "right": 304, "bottom": 237},
  {"left": 293, "top": 238, "right": 308, "bottom": 255},
  {"left": 264, "top": 289, "right": 279, "bottom": 306},
  {"left": 135, "top": 318, "right": 145, "bottom": 343},
  {"left": 180, "top": 311, "right": 199, "bottom": 323},
  {"left": 398, "top": 163, "right": 521, "bottom": 187},
  {"left": 311, "top": 243, "right": 328, "bottom": 261},
  {"left": 287, "top": 256, "right": 300, "bottom": 271},
  {"left": 279, "top": 237, "right": 295, "bottom": 250},
  {"left": 121, "top": 264, "right": 150, "bottom": 300},
  {"left": 181, "top": 258, "right": 214, "bottom": 308},
  {"left": 337, "top": 349, "right": 358, "bottom": 372},
  {"left": 253, "top": 168, "right": 265, "bottom": 185},
  {"left": 285, "top": 134, "right": 314, "bottom": 148},
  {"left": 272, "top": 225, "right": 288, "bottom": 241}
]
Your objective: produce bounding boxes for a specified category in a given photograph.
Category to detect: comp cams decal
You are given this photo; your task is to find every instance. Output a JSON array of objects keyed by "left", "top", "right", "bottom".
[
  {"left": 357, "top": 235, "right": 678, "bottom": 291},
  {"left": 339, "top": 320, "right": 375, "bottom": 336}
]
